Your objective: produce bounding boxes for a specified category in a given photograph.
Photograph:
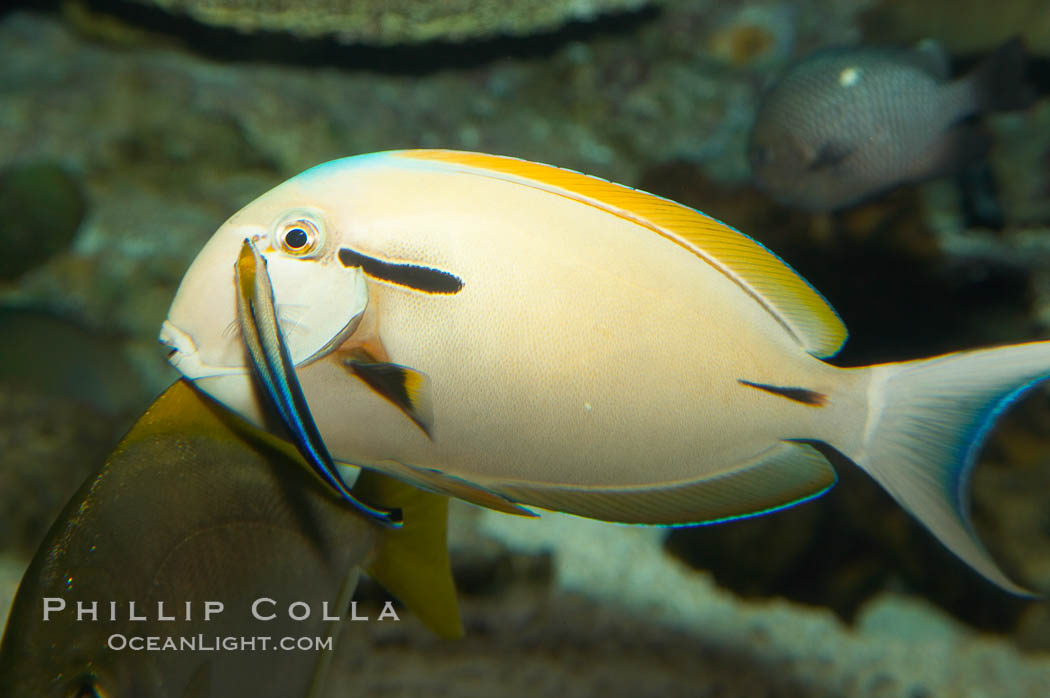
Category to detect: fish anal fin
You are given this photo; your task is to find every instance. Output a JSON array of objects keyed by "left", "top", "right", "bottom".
[
  {"left": 343, "top": 359, "right": 434, "bottom": 438},
  {"left": 381, "top": 460, "right": 538, "bottom": 518},
  {"left": 393, "top": 149, "right": 847, "bottom": 358},
  {"left": 351, "top": 470, "right": 464, "bottom": 639},
  {"left": 906, "top": 123, "right": 990, "bottom": 182},
  {"left": 488, "top": 442, "right": 836, "bottom": 525}
]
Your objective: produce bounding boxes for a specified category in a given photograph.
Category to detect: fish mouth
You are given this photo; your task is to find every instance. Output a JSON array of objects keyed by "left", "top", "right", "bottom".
[{"left": 159, "top": 319, "right": 246, "bottom": 379}]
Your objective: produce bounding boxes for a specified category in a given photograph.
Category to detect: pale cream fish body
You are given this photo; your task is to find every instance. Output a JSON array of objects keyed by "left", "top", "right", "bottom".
[{"left": 162, "top": 150, "right": 1050, "bottom": 593}]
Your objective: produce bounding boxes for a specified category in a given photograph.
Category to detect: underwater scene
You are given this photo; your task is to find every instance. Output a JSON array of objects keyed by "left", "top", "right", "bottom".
[{"left": 2, "top": 0, "right": 1050, "bottom": 695}]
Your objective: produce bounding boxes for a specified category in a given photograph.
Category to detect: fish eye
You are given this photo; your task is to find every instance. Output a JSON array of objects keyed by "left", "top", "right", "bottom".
[
  {"left": 285, "top": 226, "right": 309, "bottom": 249},
  {"left": 273, "top": 213, "right": 324, "bottom": 257}
]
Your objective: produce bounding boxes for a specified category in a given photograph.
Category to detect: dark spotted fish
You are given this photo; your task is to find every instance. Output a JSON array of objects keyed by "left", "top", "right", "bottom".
[{"left": 749, "top": 38, "right": 1033, "bottom": 211}]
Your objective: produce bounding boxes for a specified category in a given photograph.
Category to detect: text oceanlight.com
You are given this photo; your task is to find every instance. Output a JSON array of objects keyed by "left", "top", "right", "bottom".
[{"left": 107, "top": 634, "right": 335, "bottom": 652}]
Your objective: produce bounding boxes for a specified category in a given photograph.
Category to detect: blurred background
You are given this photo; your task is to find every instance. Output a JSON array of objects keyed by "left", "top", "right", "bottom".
[{"left": 2, "top": 0, "right": 1050, "bottom": 694}]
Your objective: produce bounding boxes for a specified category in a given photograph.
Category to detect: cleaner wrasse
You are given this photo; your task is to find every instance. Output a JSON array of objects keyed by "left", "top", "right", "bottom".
[
  {"left": 234, "top": 235, "right": 402, "bottom": 527},
  {"left": 161, "top": 149, "right": 1050, "bottom": 593},
  {"left": 0, "top": 380, "right": 461, "bottom": 697}
]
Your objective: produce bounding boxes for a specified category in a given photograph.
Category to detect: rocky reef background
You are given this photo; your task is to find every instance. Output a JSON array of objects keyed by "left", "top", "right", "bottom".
[{"left": 2, "top": 0, "right": 1050, "bottom": 694}]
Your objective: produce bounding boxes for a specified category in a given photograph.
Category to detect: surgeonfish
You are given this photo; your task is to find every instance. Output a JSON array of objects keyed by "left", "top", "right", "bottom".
[
  {"left": 0, "top": 380, "right": 462, "bottom": 697},
  {"left": 161, "top": 148, "right": 1050, "bottom": 593},
  {"left": 234, "top": 235, "right": 401, "bottom": 527},
  {"left": 749, "top": 38, "right": 1033, "bottom": 211}
]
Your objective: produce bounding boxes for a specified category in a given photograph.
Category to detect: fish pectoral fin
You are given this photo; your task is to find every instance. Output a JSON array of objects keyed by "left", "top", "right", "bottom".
[
  {"left": 343, "top": 357, "right": 435, "bottom": 438},
  {"left": 381, "top": 460, "right": 538, "bottom": 518},
  {"left": 488, "top": 441, "right": 836, "bottom": 525},
  {"left": 808, "top": 141, "right": 856, "bottom": 171},
  {"left": 351, "top": 469, "right": 464, "bottom": 639}
]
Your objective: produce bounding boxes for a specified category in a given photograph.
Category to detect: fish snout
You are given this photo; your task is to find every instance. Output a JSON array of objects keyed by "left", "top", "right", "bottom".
[
  {"left": 159, "top": 319, "right": 194, "bottom": 369},
  {"left": 159, "top": 319, "right": 245, "bottom": 379}
]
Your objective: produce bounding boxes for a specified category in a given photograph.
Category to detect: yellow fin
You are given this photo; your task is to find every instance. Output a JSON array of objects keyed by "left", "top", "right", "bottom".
[
  {"left": 488, "top": 441, "right": 837, "bottom": 525},
  {"left": 123, "top": 379, "right": 271, "bottom": 447},
  {"left": 351, "top": 469, "right": 464, "bottom": 639},
  {"left": 131, "top": 380, "right": 359, "bottom": 499},
  {"left": 394, "top": 149, "right": 847, "bottom": 358}
]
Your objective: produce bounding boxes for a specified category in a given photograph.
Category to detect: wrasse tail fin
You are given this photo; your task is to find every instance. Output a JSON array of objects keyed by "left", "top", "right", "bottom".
[
  {"left": 848, "top": 341, "right": 1050, "bottom": 595},
  {"left": 490, "top": 441, "right": 836, "bottom": 525},
  {"left": 352, "top": 470, "right": 463, "bottom": 639}
]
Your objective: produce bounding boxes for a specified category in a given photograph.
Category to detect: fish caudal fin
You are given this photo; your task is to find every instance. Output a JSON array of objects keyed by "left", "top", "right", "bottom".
[
  {"left": 969, "top": 37, "right": 1035, "bottom": 113},
  {"left": 850, "top": 341, "right": 1050, "bottom": 594}
]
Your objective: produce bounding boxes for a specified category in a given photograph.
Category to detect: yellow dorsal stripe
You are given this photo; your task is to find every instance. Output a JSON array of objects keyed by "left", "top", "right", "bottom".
[{"left": 393, "top": 149, "right": 847, "bottom": 358}]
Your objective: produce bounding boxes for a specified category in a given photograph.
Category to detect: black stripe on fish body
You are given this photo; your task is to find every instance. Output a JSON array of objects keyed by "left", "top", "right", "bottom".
[
  {"left": 737, "top": 379, "right": 827, "bottom": 406},
  {"left": 338, "top": 248, "right": 463, "bottom": 294}
]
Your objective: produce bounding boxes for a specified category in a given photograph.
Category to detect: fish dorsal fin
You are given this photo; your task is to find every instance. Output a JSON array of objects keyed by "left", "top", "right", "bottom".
[
  {"left": 911, "top": 38, "right": 950, "bottom": 80},
  {"left": 393, "top": 150, "right": 847, "bottom": 358}
]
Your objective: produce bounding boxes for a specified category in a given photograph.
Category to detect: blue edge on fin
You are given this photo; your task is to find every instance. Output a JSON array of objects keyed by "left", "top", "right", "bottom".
[
  {"left": 955, "top": 377, "right": 1049, "bottom": 526},
  {"left": 670, "top": 479, "right": 838, "bottom": 528},
  {"left": 662, "top": 373, "right": 1043, "bottom": 531}
]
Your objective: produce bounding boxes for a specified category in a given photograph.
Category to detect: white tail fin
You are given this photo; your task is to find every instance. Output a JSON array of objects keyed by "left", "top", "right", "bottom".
[{"left": 847, "top": 341, "right": 1050, "bottom": 595}]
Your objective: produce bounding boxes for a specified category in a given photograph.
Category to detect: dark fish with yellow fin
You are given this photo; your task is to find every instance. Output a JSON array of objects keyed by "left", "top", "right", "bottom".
[
  {"left": 0, "top": 380, "right": 461, "bottom": 697},
  {"left": 162, "top": 149, "right": 1050, "bottom": 593},
  {"left": 749, "top": 38, "right": 1033, "bottom": 211}
]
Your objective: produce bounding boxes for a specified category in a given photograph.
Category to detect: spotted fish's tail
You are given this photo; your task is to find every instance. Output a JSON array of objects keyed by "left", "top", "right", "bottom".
[
  {"left": 844, "top": 341, "right": 1050, "bottom": 594},
  {"left": 968, "top": 36, "right": 1035, "bottom": 113}
]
